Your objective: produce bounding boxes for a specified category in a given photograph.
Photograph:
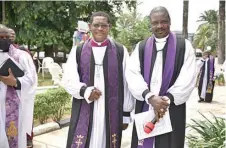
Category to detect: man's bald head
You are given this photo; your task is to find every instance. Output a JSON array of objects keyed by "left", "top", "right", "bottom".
[
  {"left": 8, "top": 28, "right": 16, "bottom": 42},
  {"left": 0, "top": 24, "right": 9, "bottom": 39},
  {"left": 0, "top": 24, "right": 8, "bottom": 31}
]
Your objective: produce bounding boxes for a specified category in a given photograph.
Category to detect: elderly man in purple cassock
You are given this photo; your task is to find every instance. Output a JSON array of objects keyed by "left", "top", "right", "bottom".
[
  {"left": 62, "top": 11, "right": 134, "bottom": 148},
  {"left": 125, "top": 7, "right": 196, "bottom": 148},
  {"left": 0, "top": 24, "right": 37, "bottom": 148},
  {"left": 196, "top": 48, "right": 215, "bottom": 103}
]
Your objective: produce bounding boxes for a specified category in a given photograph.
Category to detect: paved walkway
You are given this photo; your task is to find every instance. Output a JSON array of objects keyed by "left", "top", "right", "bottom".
[{"left": 33, "top": 86, "right": 226, "bottom": 148}]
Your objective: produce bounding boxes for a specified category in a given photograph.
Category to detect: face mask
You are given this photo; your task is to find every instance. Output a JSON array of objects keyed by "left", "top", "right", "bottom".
[{"left": 0, "top": 39, "right": 12, "bottom": 52}]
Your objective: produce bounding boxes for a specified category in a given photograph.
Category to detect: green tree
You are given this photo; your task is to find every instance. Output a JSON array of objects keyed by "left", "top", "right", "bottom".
[
  {"left": 4, "top": 1, "right": 136, "bottom": 57},
  {"left": 198, "top": 10, "right": 218, "bottom": 24},
  {"left": 115, "top": 11, "right": 151, "bottom": 52},
  {"left": 194, "top": 10, "right": 218, "bottom": 52},
  {"left": 194, "top": 24, "right": 216, "bottom": 50}
]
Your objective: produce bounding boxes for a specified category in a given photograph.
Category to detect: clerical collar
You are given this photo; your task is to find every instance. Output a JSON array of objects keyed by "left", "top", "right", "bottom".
[
  {"left": 154, "top": 35, "right": 169, "bottom": 43},
  {"left": 91, "top": 39, "right": 108, "bottom": 47}
]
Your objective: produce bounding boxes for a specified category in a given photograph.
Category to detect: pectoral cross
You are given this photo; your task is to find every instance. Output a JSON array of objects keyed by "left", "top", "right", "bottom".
[
  {"left": 75, "top": 135, "right": 84, "bottom": 148},
  {"left": 96, "top": 64, "right": 102, "bottom": 78},
  {"left": 112, "top": 134, "right": 117, "bottom": 148},
  {"left": 151, "top": 78, "right": 159, "bottom": 85}
]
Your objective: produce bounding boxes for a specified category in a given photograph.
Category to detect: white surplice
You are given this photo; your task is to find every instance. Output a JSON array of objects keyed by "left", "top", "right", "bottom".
[
  {"left": 0, "top": 45, "right": 37, "bottom": 148},
  {"left": 62, "top": 41, "right": 134, "bottom": 148},
  {"left": 126, "top": 35, "right": 196, "bottom": 111},
  {"left": 196, "top": 58, "right": 205, "bottom": 76},
  {"left": 196, "top": 58, "right": 211, "bottom": 99},
  {"left": 201, "top": 59, "right": 209, "bottom": 99}
]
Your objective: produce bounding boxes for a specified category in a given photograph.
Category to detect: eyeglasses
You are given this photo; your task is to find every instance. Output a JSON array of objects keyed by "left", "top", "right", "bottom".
[{"left": 92, "top": 23, "right": 109, "bottom": 29}]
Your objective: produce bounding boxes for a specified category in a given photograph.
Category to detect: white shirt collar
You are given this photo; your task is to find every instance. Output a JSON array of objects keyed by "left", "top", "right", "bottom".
[
  {"left": 154, "top": 35, "right": 169, "bottom": 43},
  {"left": 92, "top": 38, "right": 108, "bottom": 46}
]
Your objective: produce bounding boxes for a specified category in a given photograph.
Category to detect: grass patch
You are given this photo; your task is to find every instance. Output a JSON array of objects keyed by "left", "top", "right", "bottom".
[{"left": 37, "top": 72, "right": 53, "bottom": 86}]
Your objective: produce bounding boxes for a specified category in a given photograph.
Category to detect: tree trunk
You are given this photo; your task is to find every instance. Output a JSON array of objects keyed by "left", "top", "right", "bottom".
[
  {"left": 54, "top": 44, "right": 58, "bottom": 58},
  {"left": 2, "top": 1, "right": 5, "bottom": 24},
  {"left": 63, "top": 51, "right": 66, "bottom": 63},
  {"left": 28, "top": 40, "right": 31, "bottom": 51},
  {"left": 217, "top": 0, "right": 225, "bottom": 64},
  {"left": 44, "top": 44, "right": 54, "bottom": 58},
  {"left": 182, "top": 0, "right": 189, "bottom": 39}
]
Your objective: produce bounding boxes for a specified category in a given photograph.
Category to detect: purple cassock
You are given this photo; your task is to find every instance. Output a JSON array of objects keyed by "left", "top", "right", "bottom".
[
  {"left": 131, "top": 32, "right": 187, "bottom": 148},
  {"left": 138, "top": 32, "right": 176, "bottom": 148},
  {"left": 197, "top": 55, "right": 215, "bottom": 102},
  {"left": 66, "top": 38, "right": 125, "bottom": 148}
]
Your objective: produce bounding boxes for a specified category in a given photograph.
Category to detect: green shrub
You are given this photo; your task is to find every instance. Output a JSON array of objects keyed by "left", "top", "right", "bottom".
[
  {"left": 186, "top": 112, "right": 226, "bottom": 148},
  {"left": 215, "top": 73, "right": 225, "bottom": 86},
  {"left": 34, "top": 93, "right": 52, "bottom": 124},
  {"left": 45, "top": 87, "right": 71, "bottom": 122},
  {"left": 34, "top": 87, "right": 71, "bottom": 124}
]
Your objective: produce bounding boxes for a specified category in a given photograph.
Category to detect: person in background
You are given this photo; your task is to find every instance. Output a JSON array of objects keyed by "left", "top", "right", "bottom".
[
  {"left": 0, "top": 24, "right": 37, "bottom": 148},
  {"left": 72, "top": 21, "right": 91, "bottom": 47},
  {"left": 8, "top": 28, "right": 35, "bottom": 148},
  {"left": 196, "top": 49, "right": 215, "bottom": 103}
]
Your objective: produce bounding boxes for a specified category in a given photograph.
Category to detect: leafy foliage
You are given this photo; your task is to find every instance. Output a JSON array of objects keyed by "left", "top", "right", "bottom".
[
  {"left": 194, "top": 23, "right": 217, "bottom": 50},
  {"left": 4, "top": 1, "right": 136, "bottom": 52},
  {"left": 34, "top": 87, "right": 71, "bottom": 124},
  {"left": 194, "top": 10, "right": 218, "bottom": 51},
  {"left": 114, "top": 12, "right": 151, "bottom": 52},
  {"left": 34, "top": 93, "right": 51, "bottom": 124},
  {"left": 46, "top": 87, "right": 71, "bottom": 122},
  {"left": 186, "top": 112, "right": 226, "bottom": 148},
  {"left": 215, "top": 73, "right": 225, "bottom": 86},
  {"left": 197, "top": 10, "right": 218, "bottom": 24}
]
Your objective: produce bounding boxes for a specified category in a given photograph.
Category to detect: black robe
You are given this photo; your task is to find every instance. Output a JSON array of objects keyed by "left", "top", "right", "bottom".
[
  {"left": 198, "top": 58, "right": 215, "bottom": 102},
  {"left": 66, "top": 42, "right": 125, "bottom": 148},
  {"left": 131, "top": 35, "right": 186, "bottom": 148}
]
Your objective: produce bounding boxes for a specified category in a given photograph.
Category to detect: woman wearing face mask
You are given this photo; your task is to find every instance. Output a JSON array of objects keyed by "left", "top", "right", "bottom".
[{"left": 0, "top": 24, "right": 37, "bottom": 148}]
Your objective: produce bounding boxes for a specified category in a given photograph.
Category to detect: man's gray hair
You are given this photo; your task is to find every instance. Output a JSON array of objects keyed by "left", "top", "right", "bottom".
[{"left": 149, "top": 6, "right": 171, "bottom": 21}]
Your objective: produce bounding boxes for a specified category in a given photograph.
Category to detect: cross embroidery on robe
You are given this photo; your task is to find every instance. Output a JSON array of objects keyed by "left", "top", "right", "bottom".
[
  {"left": 75, "top": 135, "right": 84, "bottom": 148},
  {"left": 7, "top": 121, "right": 18, "bottom": 139},
  {"left": 207, "top": 71, "right": 213, "bottom": 93},
  {"left": 138, "top": 140, "right": 144, "bottom": 146},
  {"left": 112, "top": 133, "right": 117, "bottom": 148}
]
